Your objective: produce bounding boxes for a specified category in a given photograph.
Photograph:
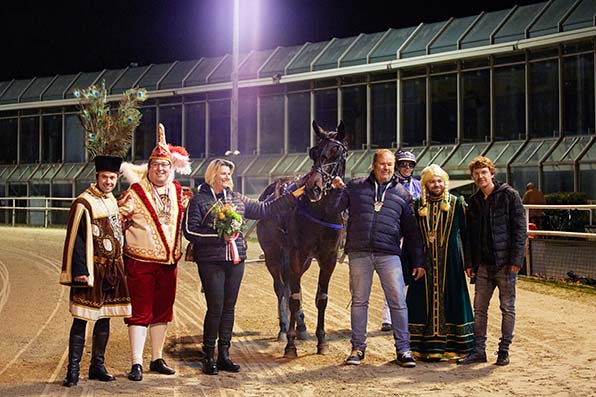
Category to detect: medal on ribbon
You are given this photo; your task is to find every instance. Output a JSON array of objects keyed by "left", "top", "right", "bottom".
[{"left": 374, "top": 201, "right": 383, "bottom": 212}]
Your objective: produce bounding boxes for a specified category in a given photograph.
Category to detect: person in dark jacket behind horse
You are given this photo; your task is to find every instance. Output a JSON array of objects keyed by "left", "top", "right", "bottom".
[
  {"left": 329, "top": 149, "right": 425, "bottom": 367},
  {"left": 183, "top": 159, "right": 304, "bottom": 375},
  {"left": 457, "top": 156, "right": 526, "bottom": 367}
]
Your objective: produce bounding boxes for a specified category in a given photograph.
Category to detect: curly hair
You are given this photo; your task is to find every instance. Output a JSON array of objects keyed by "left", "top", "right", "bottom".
[{"left": 468, "top": 156, "right": 496, "bottom": 176}]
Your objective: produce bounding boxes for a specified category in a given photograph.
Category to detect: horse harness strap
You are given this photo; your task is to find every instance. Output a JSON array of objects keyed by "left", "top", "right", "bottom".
[{"left": 297, "top": 204, "right": 343, "bottom": 229}]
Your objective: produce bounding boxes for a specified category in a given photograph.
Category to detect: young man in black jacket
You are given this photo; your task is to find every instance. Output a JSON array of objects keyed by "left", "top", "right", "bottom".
[{"left": 458, "top": 156, "right": 526, "bottom": 366}]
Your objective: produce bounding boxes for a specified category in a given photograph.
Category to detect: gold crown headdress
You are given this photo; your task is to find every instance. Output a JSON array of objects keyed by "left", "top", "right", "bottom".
[{"left": 418, "top": 164, "right": 450, "bottom": 217}]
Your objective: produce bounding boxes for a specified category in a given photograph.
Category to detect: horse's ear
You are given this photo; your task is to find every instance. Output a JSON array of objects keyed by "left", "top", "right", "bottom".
[
  {"left": 336, "top": 121, "right": 346, "bottom": 142},
  {"left": 312, "top": 120, "right": 325, "bottom": 139}
]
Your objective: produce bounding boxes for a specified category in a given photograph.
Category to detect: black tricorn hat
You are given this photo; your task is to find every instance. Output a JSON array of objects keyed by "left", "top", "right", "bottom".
[{"left": 94, "top": 155, "right": 123, "bottom": 173}]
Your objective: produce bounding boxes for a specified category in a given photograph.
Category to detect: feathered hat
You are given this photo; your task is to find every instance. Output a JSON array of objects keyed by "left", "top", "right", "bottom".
[
  {"left": 418, "top": 164, "right": 450, "bottom": 216},
  {"left": 121, "top": 123, "right": 191, "bottom": 184},
  {"left": 74, "top": 81, "right": 147, "bottom": 173}
]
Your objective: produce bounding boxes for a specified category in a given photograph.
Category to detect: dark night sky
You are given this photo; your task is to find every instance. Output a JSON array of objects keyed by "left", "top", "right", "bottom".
[{"left": 1, "top": 0, "right": 544, "bottom": 81}]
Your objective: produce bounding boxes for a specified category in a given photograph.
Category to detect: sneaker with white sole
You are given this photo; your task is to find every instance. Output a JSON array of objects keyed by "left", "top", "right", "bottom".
[
  {"left": 397, "top": 351, "right": 416, "bottom": 367},
  {"left": 345, "top": 349, "right": 365, "bottom": 365}
]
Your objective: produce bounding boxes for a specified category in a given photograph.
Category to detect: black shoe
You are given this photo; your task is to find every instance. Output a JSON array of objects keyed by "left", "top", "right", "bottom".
[
  {"left": 217, "top": 357, "right": 241, "bottom": 372},
  {"left": 63, "top": 333, "right": 85, "bottom": 387},
  {"left": 381, "top": 323, "right": 392, "bottom": 332},
  {"left": 202, "top": 357, "right": 218, "bottom": 375},
  {"left": 495, "top": 350, "right": 510, "bottom": 366},
  {"left": 89, "top": 330, "right": 115, "bottom": 381},
  {"left": 345, "top": 349, "right": 365, "bottom": 365},
  {"left": 396, "top": 351, "right": 416, "bottom": 368},
  {"left": 217, "top": 345, "right": 240, "bottom": 372},
  {"left": 128, "top": 364, "right": 143, "bottom": 381},
  {"left": 89, "top": 365, "right": 116, "bottom": 382},
  {"left": 456, "top": 351, "right": 487, "bottom": 365},
  {"left": 150, "top": 358, "right": 176, "bottom": 375}
]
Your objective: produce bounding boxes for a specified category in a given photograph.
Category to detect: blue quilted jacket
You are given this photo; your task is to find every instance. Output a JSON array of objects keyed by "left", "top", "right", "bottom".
[{"left": 327, "top": 173, "right": 424, "bottom": 269}]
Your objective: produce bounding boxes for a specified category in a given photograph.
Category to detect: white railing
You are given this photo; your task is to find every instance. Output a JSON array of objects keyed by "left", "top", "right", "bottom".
[
  {"left": 523, "top": 204, "right": 596, "bottom": 239},
  {"left": 0, "top": 197, "right": 74, "bottom": 228}
]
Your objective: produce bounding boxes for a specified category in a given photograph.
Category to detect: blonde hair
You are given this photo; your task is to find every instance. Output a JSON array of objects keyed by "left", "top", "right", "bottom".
[
  {"left": 205, "top": 159, "right": 235, "bottom": 190},
  {"left": 418, "top": 164, "right": 450, "bottom": 216},
  {"left": 468, "top": 155, "right": 496, "bottom": 176},
  {"left": 372, "top": 149, "right": 395, "bottom": 166}
]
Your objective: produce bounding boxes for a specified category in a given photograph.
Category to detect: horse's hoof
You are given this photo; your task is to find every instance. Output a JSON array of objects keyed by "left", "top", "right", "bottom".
[
  {"left": 297, "top": 330, "right": 309, "bottom": 340},
  {"left": 317, "top": 344, "right": 329, "bottom": 355},
  {"left": 277, "top": 331, "right": 288, "bottom": 343},
  {"left": 284, "top": 347, "right": 298, "bottom": 359}
]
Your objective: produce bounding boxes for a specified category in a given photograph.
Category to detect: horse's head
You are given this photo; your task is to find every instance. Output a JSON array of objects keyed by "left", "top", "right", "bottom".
[{"left": 303, "top": 120, "right": 348, "bottom": 202}]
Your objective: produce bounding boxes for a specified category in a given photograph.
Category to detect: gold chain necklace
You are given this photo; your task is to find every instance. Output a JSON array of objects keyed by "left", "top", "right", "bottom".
[{"left": 151, "top": 183, "right": 171, "bottom": 224}]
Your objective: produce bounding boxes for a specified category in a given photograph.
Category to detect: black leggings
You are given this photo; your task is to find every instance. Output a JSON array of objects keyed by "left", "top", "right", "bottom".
[
  {"left": 70, "top": 317, "right": 110, "bottom": 338},
  {"left": 197, "top": 261, "right": 245, "bottom": 349}
]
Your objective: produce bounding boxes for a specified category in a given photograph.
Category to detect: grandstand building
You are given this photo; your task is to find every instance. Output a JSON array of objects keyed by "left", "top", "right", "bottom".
[{"left": 1, "top": 0, "right": 595, "bottom": 220}]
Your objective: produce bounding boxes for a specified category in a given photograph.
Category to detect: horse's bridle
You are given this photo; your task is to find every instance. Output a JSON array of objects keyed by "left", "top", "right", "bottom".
[{"left": 311, "top": 137, "right": 348, "bottom": 193}]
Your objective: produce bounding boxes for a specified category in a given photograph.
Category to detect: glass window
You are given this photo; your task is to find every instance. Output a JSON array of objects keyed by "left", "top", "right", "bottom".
[
  {"left": 208, "top": 100, "right": 230, "bottom": 156},
  {"left": 238, "top": 95, "right": 257, "bottom": 156},
  {"left": 543, "top": 168, "right": 574, "bottom": 194},
  {"left": 529, "top": 60, "right": 559, "bottom": 138},
  {"left": 20, "top": 116, "right": 40, "bottom": 164},
  {"left": 0, "top": 118, "right": 17, "bottom": 164},
  {"left": 402, "top": 78, "right": 426, "bottom": 146},
  {"left": 314, "top": 89, "right": 338, "bottom": 131},
  {"left": 185, "top": 102, "right": 206, "bottom": 158},
  {"left": 562, "top": 53, "right": 595, "bottom": 135},
  {"left": 430, "top": 74, "right": 457, "bottom": 144},
  {"left": 64, "top": 114, "right": 85, "bottom": 162},
  {"left": 494, "top": 64, "right": 526, "bottom": 141},
  {"left": 510, "top": 167, "right": 539, "bottom": 194},
  {"left": 462, "top": 69, "right": 490, "bottom": 142},
  {"left": 158, "top": 105, "right": 182, "bottom": 145},
  {"left": 259, "top": 95, "right": 285, "bottom": 154},
  {"left": 370, "top": 82, "right": 395, "bottom": 149},
  {"left": 344, "top": 85, "right": 368, "bottom": 150},
  {"left": 288, "top": 92, "right": 311, "bottom": 153},
  {"left": 42, "top": 114, "right": 62, "bottom": 163},
  {"left": 134, "top": 107, "right": 156, "bottom": 161}
]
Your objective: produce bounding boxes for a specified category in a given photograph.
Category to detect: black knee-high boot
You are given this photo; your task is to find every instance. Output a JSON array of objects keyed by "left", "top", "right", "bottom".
[
  {"left": 217, "top": 344, "right": 240, "bottom": 372},
  {"left": 63, "top": 332, "right": 85, "bottom": 387},
  {"left": 202, "top": 346, "right": 218, "bottom": 375},
  {"left": 89, "top": 321, "right": 115, "bottom": 382}
]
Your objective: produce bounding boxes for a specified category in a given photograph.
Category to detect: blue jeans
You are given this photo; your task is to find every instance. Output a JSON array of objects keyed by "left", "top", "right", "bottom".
[
  {"left": 472, "top": 264, "right": 517, "bottom": 353},
  {"left": 349, "top": 252, "right": 410, "bottom": 353},
  {"left": 197, "top": 260, "right": 245, "bottom": 349}
]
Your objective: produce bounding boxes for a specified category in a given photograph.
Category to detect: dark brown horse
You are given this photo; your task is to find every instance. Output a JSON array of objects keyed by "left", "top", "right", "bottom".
[{"left": 257, "top": 121, "right": 348, "bottom": 358}]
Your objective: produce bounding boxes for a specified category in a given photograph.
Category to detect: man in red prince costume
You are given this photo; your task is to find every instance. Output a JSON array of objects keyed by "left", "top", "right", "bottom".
[{"left": 119, "top": 123, "right": 192, "bottom": 381}]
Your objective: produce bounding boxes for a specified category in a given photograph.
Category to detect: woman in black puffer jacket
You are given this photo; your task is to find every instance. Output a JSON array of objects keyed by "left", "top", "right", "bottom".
[{"left": 183, "top": 159, "right": 303, "bottom": 375}]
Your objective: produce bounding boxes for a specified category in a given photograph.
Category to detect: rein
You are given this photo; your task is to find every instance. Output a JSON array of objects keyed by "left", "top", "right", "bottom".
[{"left": 297, "top": 200, "right": 344, "bottom": 229}]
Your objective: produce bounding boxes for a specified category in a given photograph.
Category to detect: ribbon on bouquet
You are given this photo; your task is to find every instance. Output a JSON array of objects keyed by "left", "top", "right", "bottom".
[{"left": 226, "top": 232, "right": 241, "bottom": 264}]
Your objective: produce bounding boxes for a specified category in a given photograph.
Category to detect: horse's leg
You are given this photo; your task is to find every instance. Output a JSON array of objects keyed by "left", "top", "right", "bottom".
[
  {"left": 283, "top": 252, "right": 305, "bottom": 359},
  {"left": 273, "top": 274, "right": 290, "bottom": 343},
  {"left": 296, "top": 258, "right": 311, "bottom": 340},
  {"left": 315, "top": 254, "right": 337, "bottom": 355},
  {"left": 265, "top": 250, "right": 290, "bottom": 343}
]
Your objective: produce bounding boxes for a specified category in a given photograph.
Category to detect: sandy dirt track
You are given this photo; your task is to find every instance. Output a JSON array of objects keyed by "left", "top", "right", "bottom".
[{"left": 0, "top": 226, "right": 594, "bottom": 396}]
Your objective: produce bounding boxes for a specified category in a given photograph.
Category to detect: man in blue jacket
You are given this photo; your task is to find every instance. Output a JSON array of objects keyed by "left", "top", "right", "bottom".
[
  {"left": 458, "top": 156, "right": 526, "bottom": 366},
  {"left": 330, "top": 149, "right": 425, "bottom": 367}
]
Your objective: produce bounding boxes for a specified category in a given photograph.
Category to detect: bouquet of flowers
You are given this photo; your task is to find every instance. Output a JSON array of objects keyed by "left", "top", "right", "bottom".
[{"left": 210, "top": 201, "right": 245, "bottom": 238}]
